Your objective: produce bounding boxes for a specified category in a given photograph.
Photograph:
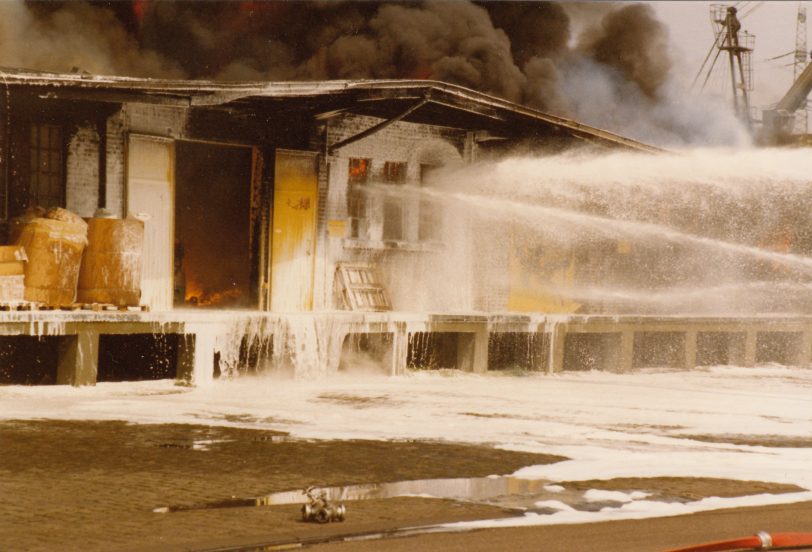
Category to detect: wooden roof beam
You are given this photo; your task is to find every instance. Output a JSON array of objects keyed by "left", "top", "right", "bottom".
[{"left": 327, "top": 97, "right": 429, "bottom": 155}]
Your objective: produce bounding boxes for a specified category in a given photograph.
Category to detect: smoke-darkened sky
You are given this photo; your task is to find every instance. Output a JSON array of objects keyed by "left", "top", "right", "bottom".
[{"left": 1, "top": 1, "right": 798, "bottom": 147}]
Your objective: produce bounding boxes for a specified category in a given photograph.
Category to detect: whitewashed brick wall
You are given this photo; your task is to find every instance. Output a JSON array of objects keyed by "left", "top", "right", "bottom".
[{"left": 65, "top": 123, "right": 99, "bottom": 217}]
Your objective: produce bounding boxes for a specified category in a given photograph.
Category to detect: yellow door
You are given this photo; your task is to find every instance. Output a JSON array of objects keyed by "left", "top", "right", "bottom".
[
  {"left": 127, "top": 135, "right": 174, "bottom": 311},
  {"left": 271, "top": 150, "right": 318, "bottom": 311}
]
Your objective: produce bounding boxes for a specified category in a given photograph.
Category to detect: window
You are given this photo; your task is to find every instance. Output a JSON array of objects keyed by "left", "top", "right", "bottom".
[
  {"left": 28, "top": 124, "right": 64, "bottom": 209},
  {"left": 382, "top": 161, "right": 406, "bottom": 241},
  {"left": 347, "top": 158, "right": 369, "bottom": 239}
]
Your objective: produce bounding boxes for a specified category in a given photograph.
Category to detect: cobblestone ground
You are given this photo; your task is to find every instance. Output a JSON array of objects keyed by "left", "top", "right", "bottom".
[{"left": 0, "top": 420, "right": 557, "bottom": 551}]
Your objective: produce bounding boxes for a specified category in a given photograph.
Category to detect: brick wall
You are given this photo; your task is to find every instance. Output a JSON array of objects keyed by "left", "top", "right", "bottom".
[
  {"left": 65, "top": 123, "right": 99, "bottom": 217},
  {"left": 105, "top": 112, "right": 126, "bottom": 217}
]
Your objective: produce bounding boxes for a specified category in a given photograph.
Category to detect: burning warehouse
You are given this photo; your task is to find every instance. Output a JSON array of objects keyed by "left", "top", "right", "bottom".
[
  {"left": 0, "top": 69, "right": 654, "bottom": 313},
  {"left": 1, "top": 69, "right": 807, "bottom": 384}
]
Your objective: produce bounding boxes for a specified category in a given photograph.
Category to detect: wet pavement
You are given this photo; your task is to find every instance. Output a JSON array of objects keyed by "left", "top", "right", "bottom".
[
  {"left": 2, "top": 419, "right": 805, "bottom": 551},
  {"left": 0, "top": 420, "right": 551, "bottom": 551}
]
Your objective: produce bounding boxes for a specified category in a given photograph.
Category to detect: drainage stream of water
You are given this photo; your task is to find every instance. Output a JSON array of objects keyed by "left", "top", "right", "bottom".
[
  {"left": 158, "top": 475, "right": 664, "bottom": 552},
  {"left": 155, "top": 473, "right": 678, "bottom": 516}
]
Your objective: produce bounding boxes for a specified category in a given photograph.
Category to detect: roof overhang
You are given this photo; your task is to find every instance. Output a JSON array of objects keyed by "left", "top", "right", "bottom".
[{"left": 0, "top": 67, "right": 662, "bottom": 153}]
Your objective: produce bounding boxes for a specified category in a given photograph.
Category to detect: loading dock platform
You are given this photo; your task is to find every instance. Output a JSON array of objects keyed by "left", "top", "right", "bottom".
[{"left": 1, "top": 311, "right": 810, "bottom": 386}]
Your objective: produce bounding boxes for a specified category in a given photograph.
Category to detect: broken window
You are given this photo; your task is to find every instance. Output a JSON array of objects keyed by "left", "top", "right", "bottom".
[
  {"left": 347, "top": 157, "right": 370, "bottom": 239},
  {"left": 28, "top": 123, "right": 64, "bottom": 209},
  {"left": 382, "top": 161, "right": 407, "bottom": 241},
  {"left": 335, "top": 263, "right": 392, "bottom": 311}
]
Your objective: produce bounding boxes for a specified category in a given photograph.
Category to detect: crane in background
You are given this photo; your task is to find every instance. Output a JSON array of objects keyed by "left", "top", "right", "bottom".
[
  {"left": 694, "top": 5, "right": 755, "bottom": 128},
  {"left": 792, "top": 3, "right": 809, "bottom": 134},
  {"left": 761, "top": 3, "right": 812, "bottom": 145}
]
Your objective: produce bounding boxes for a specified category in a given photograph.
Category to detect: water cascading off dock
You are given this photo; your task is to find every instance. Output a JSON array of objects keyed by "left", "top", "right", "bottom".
[{"left": 5, "top": 149, "right": 812, "bottom": 384}]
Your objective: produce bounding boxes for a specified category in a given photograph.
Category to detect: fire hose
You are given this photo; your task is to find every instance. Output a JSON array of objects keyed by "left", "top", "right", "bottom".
[{"left": 666, "top": 531, "right": 812, "bottom": 552}]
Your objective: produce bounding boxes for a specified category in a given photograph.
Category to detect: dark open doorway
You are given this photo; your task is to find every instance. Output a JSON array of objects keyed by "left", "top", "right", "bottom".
[{"left": 174, "top": 141, "right": 254, "bottom": 308}]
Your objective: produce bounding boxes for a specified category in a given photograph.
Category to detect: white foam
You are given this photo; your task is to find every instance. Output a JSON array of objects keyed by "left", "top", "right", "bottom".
[{"left": 2, "top": 366, "right": 811, "bottom": 527}]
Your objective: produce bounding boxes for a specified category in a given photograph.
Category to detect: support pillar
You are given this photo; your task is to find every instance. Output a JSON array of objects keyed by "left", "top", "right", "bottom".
[
  {"left": 727, "top": 332, "right": 746, "bottom": 366},
  {"left": 547, "top": 324, "right": 566, "bottom": 373},
  {"left": 743, "top": 329, "right": 758, "bottom": 367},
  {"left": 57, "top": 331, "right": 99, "bottom": 386},
  {"left": 452, "top": 326, "right": 488, "bottom": 373},
  {"left": 796, "top": 331, "right": 812, "bottom": 367},
  {"left": 684, "top": 330, "right": 697, "bottom": 370},
  {"left": 472, "top": 328, "right": 488, "bottom": 374},
  {"left": 177, "top": 325, "right": 218, "bottom": 385},
  {"left": 619, "top": 330, "right": 635, "bottom": 372},
  {"left": 388, "top": 325, "right": 408, "bottom": 376}
]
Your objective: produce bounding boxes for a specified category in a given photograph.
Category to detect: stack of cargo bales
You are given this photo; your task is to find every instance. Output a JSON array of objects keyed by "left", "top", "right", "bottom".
[
  {"left": 13, "top": 208, "right": 88, "bottom": 305},
  {"left": 0, "top": 246, "right": 27, "bottom": 302},
  {"left": 77, "top": 211, "right": 144, "bottom": 307}
]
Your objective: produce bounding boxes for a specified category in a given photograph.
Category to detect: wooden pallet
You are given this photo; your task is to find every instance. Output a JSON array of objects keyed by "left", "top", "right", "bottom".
[
  {"left": 0, "top": 302, "right": 43, "bottom": 311},
  {"left": 0, "top": 302, "right": 149, "bottom": 312},
  {"left": 67, "top": 303, "right": 150, "bottom": 312}
]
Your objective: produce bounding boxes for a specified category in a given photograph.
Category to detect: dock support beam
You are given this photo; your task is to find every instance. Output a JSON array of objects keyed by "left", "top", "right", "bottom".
[
  {"left": 472, "top": 328, "right": 488, "bottom": 374},
  {"left": 619, "top": 331, "right": 635, "bottom": 372},
  {"left": 57, "top": 332, "right": 99, "bottom": 386},
  {"left": 547, "top": 325, "right": 566, "bottom": 373},
  {"left": 389, "top": 325, "right": 408, "bottom": 376},
  {"left": 454, "top": 329, "right": 488, "bottom": 373},
  {"left": 798, "top": 331, "right": 812, "bottom": 367},
  {"left": 684, "top": 330, "right": 697, "bottom": 370},
  {"left": 744, "top": 330, "right": 758, "bottom": 367},
  {"left": 177, "top": 325, "right": 219, "bottom": 385}
]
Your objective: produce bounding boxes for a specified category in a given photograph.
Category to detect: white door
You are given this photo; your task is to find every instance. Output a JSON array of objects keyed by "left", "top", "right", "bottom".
[{"left": 127, "top": 135, "right": 174, "bottom": 311}]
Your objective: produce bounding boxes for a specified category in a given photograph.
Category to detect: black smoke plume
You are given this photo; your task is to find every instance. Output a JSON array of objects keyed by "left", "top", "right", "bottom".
[{"left": 0, "top": 1, "right": 747, "bottom": 146}]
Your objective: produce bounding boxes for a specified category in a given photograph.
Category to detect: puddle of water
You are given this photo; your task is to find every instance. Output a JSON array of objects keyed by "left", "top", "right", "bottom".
[
  {"left": 156, "top": 475, "right": 665, "bottom": 514},
  {"left": 155, "top": 434, "right": 295, "bottom": 451}
]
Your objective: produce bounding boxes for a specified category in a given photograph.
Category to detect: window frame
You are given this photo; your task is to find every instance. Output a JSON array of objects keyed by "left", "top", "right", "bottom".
[
  {"left": 27, "top": 122, "right": 65, "bottom": 210},
  {"left": 381, "top": 160, "right": 407, "bottom": 242},
  {"left": 347, "top": 157, "right": 371, "bottom": 240}
]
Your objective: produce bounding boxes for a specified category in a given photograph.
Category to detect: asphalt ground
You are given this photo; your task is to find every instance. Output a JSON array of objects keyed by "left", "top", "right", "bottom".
[
  {"left": 1, "top": 419, "right": 808, "bottom": 552},
  {"left": 0, "top": 420, "right": 551, "bottom": 552}
]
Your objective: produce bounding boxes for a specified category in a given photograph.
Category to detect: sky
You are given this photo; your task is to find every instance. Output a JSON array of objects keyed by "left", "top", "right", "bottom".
[{"left": 652, "top": 1, "right": 808, "bottom": 110}]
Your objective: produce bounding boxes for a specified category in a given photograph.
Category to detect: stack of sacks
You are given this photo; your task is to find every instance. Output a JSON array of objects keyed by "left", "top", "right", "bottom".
[
  {"left": 13, "top": 207, "right": 88, "bottom": 305},
  {"left": 0, "top": 245, "right": 27, "bottom": 302}
]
